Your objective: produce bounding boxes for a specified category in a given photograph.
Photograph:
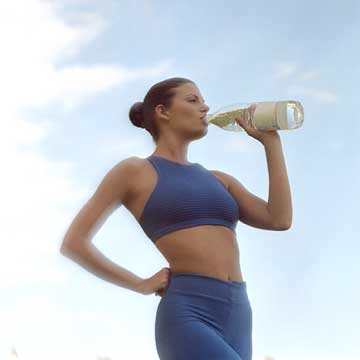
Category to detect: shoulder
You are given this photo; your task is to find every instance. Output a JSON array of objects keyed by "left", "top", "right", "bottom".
[
  {"left": 209, "top": 169, "right": 251, "bottom": 200},
  {"left": 102, "top": 156, "right": 143, "bottom": 192},
  {"left": 109, "top": 156, "right": 141, "bottom": 176},
  {"left": 130, "top": 156, "right": 152, "bottom": 172},
  {"left": 86, "top": 157, "right": 141, "bottom": 212},
  {"left": 119, "top": 155, "right": 152, "bottom": 181},
  {"left": 98, "top": 156, "right": 144, "bottom": 203},
  {"left": 115, "top": 155, "right": 163, "bottom": 179},
  {"left": 208, "top": 169, "right": 232, "bottom": 191}
]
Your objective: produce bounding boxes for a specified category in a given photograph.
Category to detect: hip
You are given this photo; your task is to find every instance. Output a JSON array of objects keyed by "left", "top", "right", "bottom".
[{"left": 155, "top": 270, "right": 253, "bottom": 359}]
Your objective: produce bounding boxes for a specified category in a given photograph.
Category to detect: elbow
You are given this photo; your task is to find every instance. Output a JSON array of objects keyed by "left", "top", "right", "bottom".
[
  {"left": 60, "top": 244, "right": 68, "bottom": 255},
  {"left": 274, "top": 214, "right": 292, "bottom": 231},
  {"left": 276, "top": 221, "right": 292, "bottom": 231},
  {"left": 60, "top": 242, "right": 74, "bottom": 256},
  {"left": 60, "top": 242, "right": 89, "bottom": 264},
  {"left": 60, "top": 236, "right": 72, "bottom": 255},
  {"left": 60, "top": 237, "right": 88, "bottom": 256}
]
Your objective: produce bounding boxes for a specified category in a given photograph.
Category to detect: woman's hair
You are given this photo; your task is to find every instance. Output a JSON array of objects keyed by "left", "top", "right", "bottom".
[{"left": 129, "top": 77, "right": 194, "bottom": 144}]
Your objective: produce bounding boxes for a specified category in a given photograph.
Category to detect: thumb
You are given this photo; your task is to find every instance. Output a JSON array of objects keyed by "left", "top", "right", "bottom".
[{"left": 236, "top": 117, "right": 246, "bottom": 128}]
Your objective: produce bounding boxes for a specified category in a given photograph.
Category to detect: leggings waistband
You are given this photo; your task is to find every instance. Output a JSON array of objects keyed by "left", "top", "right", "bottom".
[{"left": 166, "top": 271, "right": 248, "bottom": 303}]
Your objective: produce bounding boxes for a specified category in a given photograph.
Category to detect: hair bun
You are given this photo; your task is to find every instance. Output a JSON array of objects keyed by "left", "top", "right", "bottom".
[{"left": 129, "top": 101, "right": 145, "bottom": 128}]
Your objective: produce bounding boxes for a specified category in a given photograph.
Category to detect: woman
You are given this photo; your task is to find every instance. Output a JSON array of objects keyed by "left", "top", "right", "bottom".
[{"left": 60, "top": 77, "right": 292, "bottom": 359}]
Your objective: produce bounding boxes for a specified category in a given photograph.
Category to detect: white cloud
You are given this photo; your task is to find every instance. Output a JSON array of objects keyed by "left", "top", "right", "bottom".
[
  {"left": 0, "top": 0, "right": 171, "bottom": 291},
  {"left": 298, "top": 71, "right": 320, "bottom": 81},
  {"left": 0, "top": 1, "right": 172, "bottom": 357},
  {"left": 273, "top": 63, "right": 334, "bottom": 104},
  {"left": 273, "top": 62, "right": 298, "bottom": 79},
  {"left": 287, "top": 85, "right": 338, "bottom": 104}
]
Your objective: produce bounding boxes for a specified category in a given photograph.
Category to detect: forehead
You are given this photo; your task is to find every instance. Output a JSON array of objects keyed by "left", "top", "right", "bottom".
[{"left": 176, "top": 82, "right": 202, "bottom": 97}]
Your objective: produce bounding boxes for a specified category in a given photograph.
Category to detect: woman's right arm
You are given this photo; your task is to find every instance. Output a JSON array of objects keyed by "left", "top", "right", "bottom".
[{"left": 60, "top": 157, "right": 144, "bottom": 294}]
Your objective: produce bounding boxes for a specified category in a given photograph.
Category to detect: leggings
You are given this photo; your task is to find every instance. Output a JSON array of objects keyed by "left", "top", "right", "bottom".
[{"left": 155, "top": 271, "right": 253, "bottom": 360}]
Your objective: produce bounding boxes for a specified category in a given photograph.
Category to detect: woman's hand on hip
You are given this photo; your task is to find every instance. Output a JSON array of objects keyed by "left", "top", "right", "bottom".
[{"left": 137, "top": 267, "right": 170, "bottom": 297}]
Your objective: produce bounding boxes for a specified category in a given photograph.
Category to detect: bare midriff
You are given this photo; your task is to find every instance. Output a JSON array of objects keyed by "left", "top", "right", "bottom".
[{"left": 123, "top": 157, "right": 244, "bottom": 282}]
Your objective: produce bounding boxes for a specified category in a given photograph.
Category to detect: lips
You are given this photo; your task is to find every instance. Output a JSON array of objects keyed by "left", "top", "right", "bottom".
[{"left": 200, "top": 118, "right": 208, "bottom": 126}]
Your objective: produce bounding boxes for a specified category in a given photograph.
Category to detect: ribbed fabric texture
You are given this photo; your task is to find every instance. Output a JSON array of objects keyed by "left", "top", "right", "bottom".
[{"left": 139, "top": 155, "right": 239, "bottom": 243}]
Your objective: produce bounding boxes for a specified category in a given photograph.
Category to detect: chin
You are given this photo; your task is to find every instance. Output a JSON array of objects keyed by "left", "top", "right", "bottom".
[{"left": 199, "top": 127, "right": 208, "bottom": 138}]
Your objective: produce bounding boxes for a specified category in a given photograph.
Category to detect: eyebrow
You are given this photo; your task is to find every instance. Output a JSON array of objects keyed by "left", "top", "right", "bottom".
[{"left": 186, "top": 94, "right": 205, "bottom": 101}]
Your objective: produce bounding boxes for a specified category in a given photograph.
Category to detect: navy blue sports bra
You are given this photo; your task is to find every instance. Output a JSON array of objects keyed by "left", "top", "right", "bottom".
[{"left": 139, "top": 155, "right": 240, "bottom": 243}]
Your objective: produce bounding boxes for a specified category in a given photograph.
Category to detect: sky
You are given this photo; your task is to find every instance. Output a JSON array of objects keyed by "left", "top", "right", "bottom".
[{"left": 0, "top": 0, "right": 359, "bottom": 359}]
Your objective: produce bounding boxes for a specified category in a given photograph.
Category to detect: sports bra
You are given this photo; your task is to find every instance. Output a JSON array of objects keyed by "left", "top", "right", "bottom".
[{"left": 138, "top": 155, "right": 240, "bottom": 243}]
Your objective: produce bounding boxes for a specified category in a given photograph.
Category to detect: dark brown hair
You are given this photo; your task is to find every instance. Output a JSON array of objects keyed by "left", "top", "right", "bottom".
[{"left": 129, "top": 77, "right": 194, "bottom": 144}]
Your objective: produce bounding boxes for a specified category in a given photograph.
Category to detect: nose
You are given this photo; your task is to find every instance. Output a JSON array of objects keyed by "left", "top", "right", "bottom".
[{"left": 202, "top": 104, "right": 210, "bottom": 113}]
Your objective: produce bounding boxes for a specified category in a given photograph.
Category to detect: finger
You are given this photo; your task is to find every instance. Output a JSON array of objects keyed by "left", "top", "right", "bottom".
[{"left": 238, "top": 117, "right": 246, "bottom": 127}]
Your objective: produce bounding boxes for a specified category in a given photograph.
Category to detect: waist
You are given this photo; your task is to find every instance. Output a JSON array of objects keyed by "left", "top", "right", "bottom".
[
  {"left": 169, "top": 264, "right": 243, "bottom": 282},
  {"left": 157, "top": 231, "right": 242, "bottom": 278},
  {"left": 166, "top": 271, "right": 248, "bottom": 303}
]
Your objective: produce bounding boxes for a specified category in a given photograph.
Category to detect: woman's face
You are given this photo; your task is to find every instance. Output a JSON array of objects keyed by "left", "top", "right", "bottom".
[{"left": 157, "top": 82, "right": 210, "bottom": 139}]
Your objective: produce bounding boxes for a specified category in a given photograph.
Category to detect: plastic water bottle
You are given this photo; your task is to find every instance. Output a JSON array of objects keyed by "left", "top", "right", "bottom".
[{"left": 206, "top": 100, "right": 304, "bottom": 132}]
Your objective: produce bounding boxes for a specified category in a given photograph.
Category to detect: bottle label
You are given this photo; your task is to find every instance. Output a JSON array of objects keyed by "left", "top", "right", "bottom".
[
  {"left": 276, "top": 101, "right": 289, "bottom": 129},
  {"left": 253, "top": 101, "right": 279, "bottom": 130}
]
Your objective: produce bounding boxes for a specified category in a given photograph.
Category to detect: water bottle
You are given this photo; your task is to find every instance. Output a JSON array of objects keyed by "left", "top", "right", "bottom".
[{"left": 206, "top": 100, "right": 304, "bottom": 132}]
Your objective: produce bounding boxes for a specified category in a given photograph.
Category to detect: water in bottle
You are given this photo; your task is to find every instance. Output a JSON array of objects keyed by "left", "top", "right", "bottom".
[{"left": 206, "top": 100, "right": 304, "bottom": 132}]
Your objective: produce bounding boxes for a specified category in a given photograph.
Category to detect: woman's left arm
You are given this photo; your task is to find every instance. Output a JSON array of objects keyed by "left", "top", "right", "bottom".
[
  {"left": 263, "top": 135, "right": 293, "bottom": 228},
  {"left": 235, "top": 107, "right": 293, "bottom": 228}
]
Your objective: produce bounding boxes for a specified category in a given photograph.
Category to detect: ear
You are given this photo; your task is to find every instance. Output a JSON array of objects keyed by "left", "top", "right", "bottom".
[{"left": 155, "top": 104, "right": 171, "bottom": 121}]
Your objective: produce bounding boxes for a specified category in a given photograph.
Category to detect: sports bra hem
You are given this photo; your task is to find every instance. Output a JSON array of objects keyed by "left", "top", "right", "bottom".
[{"left": 151, "top": 219, "right": 237, "bottom": 243}]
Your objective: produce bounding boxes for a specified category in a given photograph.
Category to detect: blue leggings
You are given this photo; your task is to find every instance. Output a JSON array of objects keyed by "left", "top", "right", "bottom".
[{"left": 155, "top": 271, "right": 253, "bottom": 360}]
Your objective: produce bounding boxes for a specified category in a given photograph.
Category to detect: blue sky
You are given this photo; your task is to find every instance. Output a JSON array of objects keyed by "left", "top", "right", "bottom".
[{"left": 1, "top": 0, "right": 359, "bottom": 359}]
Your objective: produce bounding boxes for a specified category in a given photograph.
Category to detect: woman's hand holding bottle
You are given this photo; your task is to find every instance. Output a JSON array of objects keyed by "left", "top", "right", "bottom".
[{"left": 235, "top": 104, "right": 280, "bottom": 144}]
